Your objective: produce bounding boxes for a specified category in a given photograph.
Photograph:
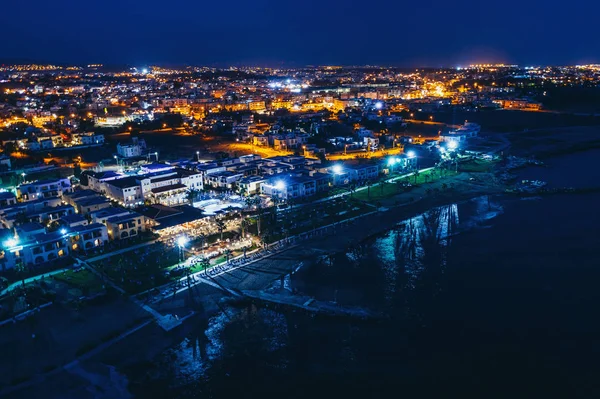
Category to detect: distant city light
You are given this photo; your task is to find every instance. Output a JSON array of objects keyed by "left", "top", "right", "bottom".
[
  {"left": 60, "top": 228, "right": 67, "bottom": 235},
  {"left": 332, "top": 164, "right": 343, "bottom": 174},
  {"left": 275, "top": 180, "right": 286, "bottom": 190},
  {"left": 375, "top": 102, "right": 383, "bottom": 110},
  {"left": 4, "top": 238, "right": 18, "bottom": 248},
  {"left": 448, "top": 140, "right": 458, "bottom": 149},
  {"left": 142, "top": 68, "right": 149, "bottom": 74},
  {"left": 407, "top": 151, "right": 416, "bottom": 158},
  {"left": 177, "top": 236, "right": 188, "bottom": 247},
  {"left": 387, "top": 157, "right": 397, "bottom": 166}
]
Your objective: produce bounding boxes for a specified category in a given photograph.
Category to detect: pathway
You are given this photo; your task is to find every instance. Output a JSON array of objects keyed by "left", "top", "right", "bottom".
[{"left": 0, "top": 268, "right": 69, "bottom": 296}]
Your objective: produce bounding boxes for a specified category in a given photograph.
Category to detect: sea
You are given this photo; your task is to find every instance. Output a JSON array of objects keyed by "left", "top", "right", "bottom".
[{"left": 125, "top": 150, "right": 600, "bottom": 398}]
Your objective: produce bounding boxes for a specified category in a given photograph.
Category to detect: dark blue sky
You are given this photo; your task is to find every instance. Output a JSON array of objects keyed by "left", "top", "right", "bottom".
[{"left": 2, "top": 0, "right": 598, "bottom": 66}]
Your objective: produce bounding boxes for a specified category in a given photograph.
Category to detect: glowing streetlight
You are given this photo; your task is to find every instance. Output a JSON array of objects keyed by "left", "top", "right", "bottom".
[
  {"left": 177, "top": 236, "right": 188, "bottom": 248},
  {"left": 275, "top": 180, "right": 286, "bottom": 190},
  {"left": 332, "top": 164, "right": 343, "bottom": 174},
  {"left": 448, "top": 140, "right": 458, "bottom": 150},
  {"left": 196, "top": 151, "right": 200, "bottom": 162},
  {"left": 406, "top": 151, "right": 416, "bottom": 158},
  {"left": 60, "top": 228, "right": 67, "bottom": 235},
  {"left": 4, "top": 238, "right": 18, "bottom": 248}
]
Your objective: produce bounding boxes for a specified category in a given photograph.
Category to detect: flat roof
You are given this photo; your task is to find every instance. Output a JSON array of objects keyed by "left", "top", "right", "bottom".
[
  {"left": 64, "top": 189, "right": 98, "bottom": 199},
  {"left": 74, "top": 197, "right": 110, "bottom": 206},
  {"left": 107, "top": 176, "right": 139, "bottom": 189},
  {"left": 90, "top": 207, "right": 131, "bottom": 219},
  {"left": 60, "top": 214, "right": 87, "bottom": 223},
  {"left": 106, "top": 213, "right": 142, "bottom": 224},
  {"left": 71, "top": 223, "right": 106, "bottom": 234}
]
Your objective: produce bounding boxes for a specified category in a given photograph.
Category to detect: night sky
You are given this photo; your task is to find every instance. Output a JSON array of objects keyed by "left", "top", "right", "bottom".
[{"left": 2, "top": 0, "right": 599, "bottom": 67}]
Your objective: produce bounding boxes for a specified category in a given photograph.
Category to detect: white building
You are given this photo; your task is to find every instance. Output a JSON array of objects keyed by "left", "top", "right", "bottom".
[
  {"left": 72, "top": 132, "right": 105, "bottom": 146},
  {"left": 117, "top": 137, "right": 146, "bottom": 158},
  {"left": 17, "top": 178, "right": 72, "bottom": 202}
]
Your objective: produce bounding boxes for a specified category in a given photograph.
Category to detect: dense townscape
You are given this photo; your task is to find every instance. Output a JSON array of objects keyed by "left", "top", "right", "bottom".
[
  {"left": 2, "top": 62, "right": 599, "bottom": 288},
  {"left": 2, "top": 62, "right": 600, "bottom": 396}
]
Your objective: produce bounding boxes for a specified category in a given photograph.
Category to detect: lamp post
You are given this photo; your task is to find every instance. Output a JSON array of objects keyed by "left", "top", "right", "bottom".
[
  {"left": 196, "top": 151, "right": 200, "bottom": 162},
  {"left": 177, "top": 236, "right": 188, "bottom": 266},
  {"left": 407, "top": 151, "right": 417, "bottom": 177}
]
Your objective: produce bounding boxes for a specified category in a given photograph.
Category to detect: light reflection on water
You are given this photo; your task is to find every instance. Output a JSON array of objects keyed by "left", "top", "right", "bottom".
[
  {"left": 366, "top": 196, "right": 503, "bottom": 306},
  {"left": 135, "top": 195, "right": 509, "bottom": 395},
  {"left": 158, "top": 305, "right": 290, "bottom": 389}
]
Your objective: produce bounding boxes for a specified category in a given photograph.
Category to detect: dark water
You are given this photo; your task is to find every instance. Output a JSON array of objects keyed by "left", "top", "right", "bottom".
[
  {"left": 516, "top": 147, "right": 600, "bottom": 188},
  {"left": 127, "top": 153, "right": 600, "bottom": 398}
]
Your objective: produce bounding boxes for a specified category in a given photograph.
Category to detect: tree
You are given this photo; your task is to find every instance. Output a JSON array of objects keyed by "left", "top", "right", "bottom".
[
  {"left": 186, "top": 188, "right": 200, "bottom": 204},
  {"left": 200, "top": 258, "right": 210, "bottom": 275},
  {"left": 367, "top": 181, "right": 373, "bottom": 199},
  {"left": 73, "top": 162, "right": 82, "bottom": 178},
  {"left": 240, "top": 217, "right": 247, "bottom": 238},
  {"left": 198, "top": 233, "right": 207, "bottom": 250},
  {"left": 224, "top": 249, "right": 232, "bottom": 264},
  {"left": 216, "top": 218, "right": 226, "bottom": 241}
]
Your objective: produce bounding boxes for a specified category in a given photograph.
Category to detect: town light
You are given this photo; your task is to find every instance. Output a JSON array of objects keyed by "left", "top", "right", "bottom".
[
  {"left": 407, "top": 151, "right": 416, "bottom": 158},
  {"left": 332, "top": 164, "right": 343, "bottom": 174},
  {"left": 448, "top": 140, "right": 458, "bottom": 150},
  {"left": 387, "top": 157, "right": 397, "bottom": 166},
  {"left": 60, "top": 228, "right": 67, "bottom": 235},
  {"left": 3, "top": 238, "right": 18, "bottom": 248},
  {"left": 275, "top": 180, "right": 286, "bottom": 190},
  {"left": 177, "top": 236, "right": 188, "bottom": 247},
  {"left": 375, "top": 102, "right": 383, "bottom": 110}
]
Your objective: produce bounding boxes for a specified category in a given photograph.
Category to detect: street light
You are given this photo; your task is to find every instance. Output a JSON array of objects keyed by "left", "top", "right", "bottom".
[
  {"left": 388, "top": 157, "right": 398, "bottom": 174},
  {"left": 196, "top": 151, "right": 200, "bottom": 162},
  {"left": 60, "top": 228, "right": 67, "bottom": 235},
  {"left": 448, "top": 140, "right": 458, "bottom": 150},
  {"left": 407, "top": 151, "right": 418, "bottom": 176},
  {"left": 177, "top": 236, "right": 188, "bottom": 265},
  {"left": 3, "top": 238, "right": 18, "bottom": 248},
  {"left": 332, "top": 164, "right": 343, "bottom": 174}
]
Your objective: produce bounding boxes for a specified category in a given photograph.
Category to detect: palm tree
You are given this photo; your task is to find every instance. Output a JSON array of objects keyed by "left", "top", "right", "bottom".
[
  {"left": 200, "top": 258, "right": 210, "bottom": 275},
  {"left": 367, "top": 181, "right": 373, "bottom": 199},
  {"left": 224, "top": 249, "right": 232, "bottom": 264},
  {"left": 215, "top": 218, "right": 226, "bottom": 241},
  {"left": 198, "top": 233, "right": 207, "bottom": 250},
  {"left": 186, "top": 188, "right": 199, "bottom": 204}
]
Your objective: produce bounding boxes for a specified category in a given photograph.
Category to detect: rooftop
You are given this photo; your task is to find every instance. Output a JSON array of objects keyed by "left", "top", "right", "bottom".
[{"left": 151, "top": 183, "right": 187, "bottom": 194}]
